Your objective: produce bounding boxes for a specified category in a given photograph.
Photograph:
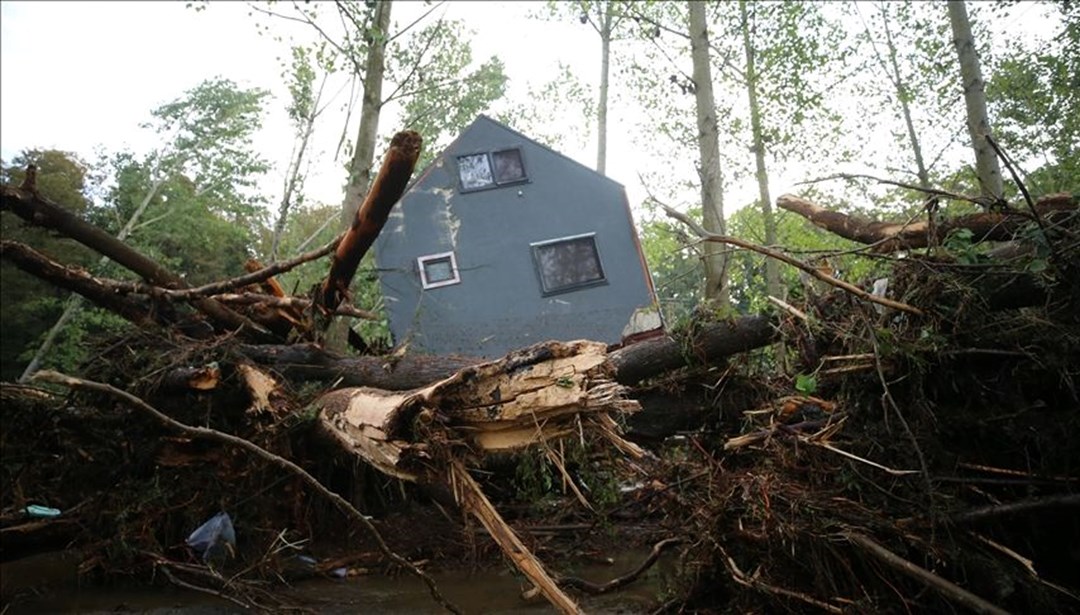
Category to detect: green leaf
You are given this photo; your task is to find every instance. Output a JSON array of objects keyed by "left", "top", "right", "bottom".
[{"left": 795, "top": 374, "right": 818, "bottom": 395}]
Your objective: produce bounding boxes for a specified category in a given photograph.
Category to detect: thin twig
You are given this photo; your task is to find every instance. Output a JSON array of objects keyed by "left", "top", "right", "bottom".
[
  {"left": 556, "top": 538, "right": 682, "bottom": 595},
  {"left": 797, "top": 172, "right": 983, "bottom": 207},
  {"left": 950, "top": 493, "right": 1080, "bottom": 524},
  {"left": 32, "top": 370, "right": 463, "bottom": 615},
  {"left": 985, "top": 134, "right": 1062, "bottom": 268}
]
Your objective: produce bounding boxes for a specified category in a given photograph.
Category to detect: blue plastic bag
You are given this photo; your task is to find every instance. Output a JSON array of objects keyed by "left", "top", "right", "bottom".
[{"left": 185, "top": 512, "right": 236, "bottom": 563}]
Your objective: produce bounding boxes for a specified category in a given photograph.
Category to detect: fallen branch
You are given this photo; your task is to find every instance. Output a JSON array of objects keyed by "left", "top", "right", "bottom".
[
  {"left": 1, "top": 240, "right": 157, "bottom": 327},
  {"left": 1, "top": 183, "right": 273, "bottom": 341},
  {"left": 846, "top": 531, "right": 1009, "bottom": 615},
  {"left": 659, "top": 202, "right": 924, "bottom": 315},
  {"left": 314, "top": 130, "right": 422, "bottom": 318},
  {"left": 950, "top": 493, "right": 1080, "bottom": 524},
  {"left": 556, "top": 537, "right": 681, "bottom": 595},
  {"left": 31, "top": 370, "right": 462, "bottom": 615},
  {"left": 777, "top": 193, "right": 1077, "bottom": 254},
  {"left": 211, "top": 293, "right": 378, "bottom": 320}
]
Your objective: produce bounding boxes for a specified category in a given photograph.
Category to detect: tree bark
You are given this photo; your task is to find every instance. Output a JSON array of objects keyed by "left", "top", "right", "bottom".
[
  {"left": 739, "top": 0, "right": 781, "bottom": 301},
  {"left": 596, "top": 2, "right": 612, "bottom": 176},
  {"left": 328, "top": 0, "right": 393, "bottom": 351},
  {"left": 947, "top": 0, "right": 1003, "bottom": 199},
  {"left": 240, "top": 314, "right": 780, "bottom": 391},
  {"left": 777, "top": 193, "right": 1077, "bottom": 253},
  {"left": 688, "top": 0, "right": 730, "bottom": 308},
  {"left": 314, "top": 130, "right": 421, "bottom": 324}
]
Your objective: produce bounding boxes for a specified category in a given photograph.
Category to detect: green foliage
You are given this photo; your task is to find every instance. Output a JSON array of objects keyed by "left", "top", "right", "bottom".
[
  {"left": 987, "top": 3, "right": 1079, "bottom": 194},
  {"left": 495, "top": 62, "right": 595, "bottom": 152},
  {"left": 638, "top": 211, "right": 703, "bottom": 325},
  {"left": 1, "top": 150, "right": 99, "bottom": 380},
  {"left": 795, "top": 373, "right": 818, "bottom": 395},
  {"left": 390, "top": 19, "right": 508, "bottom": 169}
]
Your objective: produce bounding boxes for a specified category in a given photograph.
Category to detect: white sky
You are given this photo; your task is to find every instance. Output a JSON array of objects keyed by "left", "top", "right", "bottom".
[
  {"left": 0, "top": 1, "right": 1059, "bottom": 221},
  {"left": 0, "top": 1, "right": 646, "bottom": 208}
]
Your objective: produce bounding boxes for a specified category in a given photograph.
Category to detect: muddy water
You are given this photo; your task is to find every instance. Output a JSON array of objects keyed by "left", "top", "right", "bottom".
[{"left": 3, "top": 548, "right": 674, "bottom": 614}]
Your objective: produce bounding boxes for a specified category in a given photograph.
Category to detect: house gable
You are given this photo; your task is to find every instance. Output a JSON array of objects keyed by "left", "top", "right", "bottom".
[{"left": 375, "top": 116, "right": 659, "bottom": 357}]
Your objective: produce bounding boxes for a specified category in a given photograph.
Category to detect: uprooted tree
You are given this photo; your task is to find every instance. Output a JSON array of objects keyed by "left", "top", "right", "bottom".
[{"left": 2, "top": 131, "right": 1079, "bottom": 613}]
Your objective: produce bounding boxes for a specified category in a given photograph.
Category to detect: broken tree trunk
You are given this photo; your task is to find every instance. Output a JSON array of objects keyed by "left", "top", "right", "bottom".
[
  {"left": 777, "top": 193, "right": 1077, "bottom": 253},
  {"left": 313, "top": 131, "right": 421, "bottom": 328},
  {"left": 239, "top": 314, "right": 781, "bottom": 391},
  {"left": 313, "top": 340, "right": 642, "bottom": 614}
]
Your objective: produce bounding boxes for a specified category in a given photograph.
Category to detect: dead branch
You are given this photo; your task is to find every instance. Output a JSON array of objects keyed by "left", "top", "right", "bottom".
[
  {"left": 31, "top": 370, "right": 463, "bottom": 615},
  {"left": 950, "top": 493, "right": 1080, "bottom": 524},
  {"left": 314, "top": 130, "right": 422, "bottom": 318},
  {"left": 1, "top": 240, "right": 157, "bottom": 327},
  {"left": 211, "top": 293, "right": 378, "bottom": 320},
  {"left": 556, "top": 537, "right": 681, "bottom": 595},
  {"left": 846, "top": 532, "right": 1009, "bottom": 615},
  {"left": 659, "top": 202, "right": 924, "bottom": 315},
  {"left": 777, "top": 193, "right": 1077, "bottom": 254},
  {"left": 1, "top": 182, "right": 273, "bottom": 341}
]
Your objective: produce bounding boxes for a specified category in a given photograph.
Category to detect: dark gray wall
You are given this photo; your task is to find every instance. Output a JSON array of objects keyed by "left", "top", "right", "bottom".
[{"left": 375, "top": 116, "right": 656, "bottom": 358}]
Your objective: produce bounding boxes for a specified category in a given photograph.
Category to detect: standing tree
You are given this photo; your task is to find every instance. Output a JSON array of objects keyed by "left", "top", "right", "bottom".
[
  {"left": 688, "top": 0, "right": 729, "bottom": 308},
  {"left": 947, "top": 0, "right": 1003, "bottom": 199}
]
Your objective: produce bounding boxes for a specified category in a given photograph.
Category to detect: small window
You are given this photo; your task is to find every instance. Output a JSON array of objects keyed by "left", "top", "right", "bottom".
[
  {"left": 492, "top": 149, "right": 526, "bottom": 184},
  {"left": 418, "top": 252, "right": 460, "bottom": 289},
  {"left": 531, "top": 233, "right": 606, "bottom": 295},
  {"left": 457, "top": 148, "right": 527, "bottom": 192},
  {"left": 457, "top": 154, "right": 494, "bottom": 190}
]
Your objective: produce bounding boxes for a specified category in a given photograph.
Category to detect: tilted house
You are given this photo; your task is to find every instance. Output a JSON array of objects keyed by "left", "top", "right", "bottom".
[{"left": 375, "top": 115, "right": 661, "bottom": 358}]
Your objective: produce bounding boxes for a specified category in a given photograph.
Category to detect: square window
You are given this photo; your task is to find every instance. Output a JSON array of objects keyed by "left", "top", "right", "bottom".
[
  {"left": 457, "top": 153, "right": 494, "bottom": 190},
  {"left": 531, "top": 234, "right": 606, "bottom": 295},
  {"left": 418, "top": 252, "right": 460, "bottom": 289},
  {"left": 492, "top": 149, "right": 526, "bottom": 184}
]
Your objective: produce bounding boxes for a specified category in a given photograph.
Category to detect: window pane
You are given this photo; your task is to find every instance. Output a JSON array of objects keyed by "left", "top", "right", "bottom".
[
  {"left": 458, "top": 154, "right": 493, "bottom": 190},
  {"left": 492, "top": 149, "right": 526, "bottom": 184},
  {"left": 534, "top": 236, "right": 604, "bottom": 294},
  {"left": 424, "top": 257, "right": 454, "bottom": 283}
]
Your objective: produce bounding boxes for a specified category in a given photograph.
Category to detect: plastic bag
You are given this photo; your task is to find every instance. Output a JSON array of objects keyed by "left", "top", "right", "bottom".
[{"left": 185, "top": 511, "right": 236, "bottom": 563}]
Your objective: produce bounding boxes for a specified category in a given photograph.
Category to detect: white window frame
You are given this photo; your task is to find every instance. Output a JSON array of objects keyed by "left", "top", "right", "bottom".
[{"left": 417, "top": 251, "right": 461, "bottom": 289}]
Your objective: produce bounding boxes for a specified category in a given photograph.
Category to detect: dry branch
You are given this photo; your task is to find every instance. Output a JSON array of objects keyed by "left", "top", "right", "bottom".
[
  {"left": 314, "top": 130, "right": 422, "bottom": 318},
  {"left": 777, "top": 193, "right": 1077, "bottom": 254},
  {"left": 846, "top": 532, "right": 1009, "bottom": 615}
]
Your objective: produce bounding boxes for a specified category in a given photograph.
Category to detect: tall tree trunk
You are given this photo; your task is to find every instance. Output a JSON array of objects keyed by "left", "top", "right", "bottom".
[
  {"left": 688, "top": 0, "right": 729, "bottom": 308},
  {"left": 19, "top": 175, "right": 169, "bottom": 382},
  {"left": 947, "top": 0, "right": 1003, "bottom": 199},
  {"left": 328, "top": 0, "right": 393, "bottom": 352},
  {"left": 739, "top": 0, "right": 780, "bottom": 301},
  {"left": 880, "top": 3, "right": 931, "bottom": 189},
  {"left": 596, "top": 2, "right": 612, "bottom": 175},
  {"left": 271, "top": 75, "right": 327, "bottom": 262}
]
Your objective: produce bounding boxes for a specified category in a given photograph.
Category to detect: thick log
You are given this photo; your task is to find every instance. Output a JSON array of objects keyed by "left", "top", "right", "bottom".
[
  {"left": 777, "top": 193, "right": 1077, "bottom": 253},
  {"left": 314, "top": 131, "right": 421, "bottom": 317},
  {"left": 239, "top": 315, "right": 781, "bottom": 391},
  {"left": 1, "top": 183, "right": 272, "bottom": 341}
]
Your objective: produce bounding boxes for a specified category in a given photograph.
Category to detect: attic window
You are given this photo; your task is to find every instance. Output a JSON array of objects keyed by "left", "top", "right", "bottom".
[
  {"left": 418, "top": 251, "right": 460, "bottom": 289},
  {"left": 457, "top": 148, "right": 527, "bottom": 192},
  {"left": 531, "top": 233, "right": 606, "bottom": 295}
]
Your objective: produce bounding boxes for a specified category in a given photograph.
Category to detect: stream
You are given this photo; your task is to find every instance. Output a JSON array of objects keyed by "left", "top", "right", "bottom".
[{"left": 3, "top": 548, "right": 675, "bottom": 613}]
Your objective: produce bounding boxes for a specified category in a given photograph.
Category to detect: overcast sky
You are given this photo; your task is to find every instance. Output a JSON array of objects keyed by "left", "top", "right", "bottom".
[
  {"left": 1, "top": 1, "right": 1058, "bottom": 219},
  {"left": 0, "top": 1, "right": 631, "bottom": 207}
]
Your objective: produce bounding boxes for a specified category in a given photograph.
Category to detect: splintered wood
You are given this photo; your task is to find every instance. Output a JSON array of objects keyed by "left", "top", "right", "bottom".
[{"left": 314, "top": 339, "right": 642, "bottom": 614}]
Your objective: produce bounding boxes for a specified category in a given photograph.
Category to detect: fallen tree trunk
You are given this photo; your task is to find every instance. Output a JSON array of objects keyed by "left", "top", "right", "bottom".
[
  {"left": 239, "top": 314, "right": 781, "bottom": 391},
  {"left": 777, "top": 193, "right": 1077, "bottom": 253}
]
